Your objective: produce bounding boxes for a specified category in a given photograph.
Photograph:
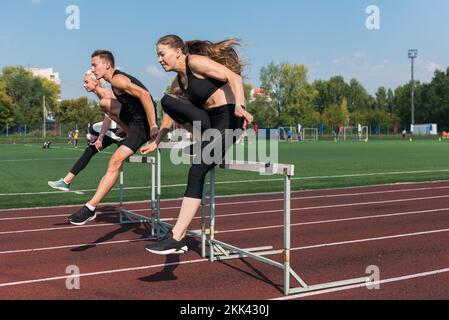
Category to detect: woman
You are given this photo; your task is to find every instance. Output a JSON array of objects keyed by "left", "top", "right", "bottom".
[
  {"left": 141, "top": 35, "right": 253, "bottom": 255},
  {"left": 48, "top": 71, "right": 127, "bottom": 192}
]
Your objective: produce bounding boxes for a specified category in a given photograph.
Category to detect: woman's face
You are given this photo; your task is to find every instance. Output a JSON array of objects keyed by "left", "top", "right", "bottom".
[
  {"left": 157, "top": 44, "right": 181, "bottom": 72},
  {"left": 83, "top": 75, "right": 98, "bottom": 92}
]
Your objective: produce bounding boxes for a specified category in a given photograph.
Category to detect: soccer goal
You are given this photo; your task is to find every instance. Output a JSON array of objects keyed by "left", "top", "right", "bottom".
[
  {"left": 340, "top": 125, "right": 369, "bottom": 141},
  {"left": 302, "top": 128, "right": 318, "bottom": 141}
]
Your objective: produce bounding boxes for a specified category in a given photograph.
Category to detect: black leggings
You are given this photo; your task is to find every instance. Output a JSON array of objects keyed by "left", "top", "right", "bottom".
[
  {"left": 69, "top": 128, "right": 117, "bottom": 176},
  {"left": 161, "top": 94, "right": 244, "bottom": 199}
]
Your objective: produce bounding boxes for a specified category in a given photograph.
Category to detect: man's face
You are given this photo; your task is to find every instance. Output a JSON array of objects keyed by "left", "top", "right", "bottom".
[
  {"left": 157, "top": 44, "right": 180, "bottom": 72},
  {"left": 83, "top": 75, "right": 97, "bottom": 92},
  {"left": 91, "top": 56, "right": 109, "bottom": 79}
]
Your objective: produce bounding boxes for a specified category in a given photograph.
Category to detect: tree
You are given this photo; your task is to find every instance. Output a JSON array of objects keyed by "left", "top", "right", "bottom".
[
  {"left": 2, "top": 66, "right": 61, "bottom": 125},
  {"left": 260, "top": 62, "right": 317, "bottom": 127},
  {"left": 246, "top": 97, "right": 277, "bottom": 128},
  {"left": 244, "top": 83, "right": 253, "bottom": 102},
  {"left": 347, "top": 78, "right": 373, "bottom": 112},
  {"left": 393, "top": 81, "right": 424, "bottom": 128},
  {"left": 313, "top": 76, "right": 365, "bottom": 113},
  {"left": 321, "top": 104, "right": 345, "bottom": 131},
  {"left": 340, "top": 97, "right": 350, "bottom": 126},
  {"left": 0, "top": 77, "right": 15, "bottom": 125},
  {"left": 413, "top": 68, "right": 449, "bottom": 131},
  {"left": 59, "top": 97, "right": 103, "bottom": 127},
  {"left": 260, "top": 62, "right": 284, "bottom": 115},
  {"left": 374, "top": 87, "right": 388, "bottom": 111},
  {"left": 386, "top": 88, "right": 395, "bottom": 114}
]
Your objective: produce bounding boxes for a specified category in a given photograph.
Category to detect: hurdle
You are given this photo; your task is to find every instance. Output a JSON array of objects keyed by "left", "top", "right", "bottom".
[
  {"left": 118, "top": 155, "right": 157, "bottom": 237},
  {"left": 150, "top": 142, "right": 369, "bottom": 296}
]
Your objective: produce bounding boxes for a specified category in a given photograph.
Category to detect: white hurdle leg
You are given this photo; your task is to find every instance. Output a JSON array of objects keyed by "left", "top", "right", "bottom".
[
  {"left": 284, "top": 171, "right": 291, "bottom": 296},
  {"left": 151, "top": 161, "right": 156, "bottom": 237},
  {"left": 209, "top": 168, "right": 216, "bottom": 262},
  {"left": 119, "top": 164, "right": 124, "bottom": 224},
  {"left": 201, "top": 183, "right": 207, "bottom": 258}
]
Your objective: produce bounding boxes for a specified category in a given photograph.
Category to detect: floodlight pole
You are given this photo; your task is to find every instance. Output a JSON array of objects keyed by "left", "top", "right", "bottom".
[{"left": 408, "top": 49, "right": 418, "bottom": 132}]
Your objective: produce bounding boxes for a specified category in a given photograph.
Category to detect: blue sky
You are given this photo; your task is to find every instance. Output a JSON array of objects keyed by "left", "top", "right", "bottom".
[{"left": 0, "top": 0, "right": 448, "bottom": 100}]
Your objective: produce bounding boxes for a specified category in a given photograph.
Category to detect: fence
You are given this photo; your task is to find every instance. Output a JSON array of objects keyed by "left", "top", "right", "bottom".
[{"left": 0, "top": 122, "right": 89, "bottom": 139}]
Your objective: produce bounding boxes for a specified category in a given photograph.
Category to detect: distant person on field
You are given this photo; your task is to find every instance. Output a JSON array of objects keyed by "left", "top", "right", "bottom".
[
  {"left": 74, "top": 130, "right": 79, "bottom": 147},
  {"left": 68, "top": 131, "right": 73, "bottom": 144}
]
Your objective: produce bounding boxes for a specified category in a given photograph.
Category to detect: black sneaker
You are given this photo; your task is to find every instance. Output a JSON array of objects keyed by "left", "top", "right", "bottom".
[
  {"left": 68, "top": 206, "right": 96, "bottom": 226},
  {"left": 145, "top": 231, "right": 188, "bottom": 255}
]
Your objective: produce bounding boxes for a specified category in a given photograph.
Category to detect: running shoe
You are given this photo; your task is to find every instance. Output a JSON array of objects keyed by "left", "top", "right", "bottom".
[
  {"left": 68, "top": 206, "right": 96, "bottom": 226},
  {"left": 48, "top": 178, "right": 70, "bottom": 192},
  {"left": 145, "top": 231, "right": 188, "bottom": 255}
]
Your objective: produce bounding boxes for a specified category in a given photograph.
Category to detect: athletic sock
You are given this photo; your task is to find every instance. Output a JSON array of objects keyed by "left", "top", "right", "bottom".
[{"left": 85, "top": 203, "right": 96, "bottom": 212}]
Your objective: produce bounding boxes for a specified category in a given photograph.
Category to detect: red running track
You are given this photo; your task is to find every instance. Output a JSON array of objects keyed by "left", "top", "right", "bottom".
[{"left": 1, "top": 180, "right": 449, "bottom": 300}]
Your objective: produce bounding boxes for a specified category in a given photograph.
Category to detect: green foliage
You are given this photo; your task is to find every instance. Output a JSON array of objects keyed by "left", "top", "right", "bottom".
[
  {"left": 252, "top": 62, "right": 449, "bottom": 131},
  {"left": 0, "top": 78, "right": 15, "bottom": 125},
  {"left": 58, "top": 97, "right": 103, "bottom": 126},
  {"left": 256, "top": 62, "right": 318, "bottom": 127},
  {"left": 1, "top": 66, "right": 60, "bottom": 125}
]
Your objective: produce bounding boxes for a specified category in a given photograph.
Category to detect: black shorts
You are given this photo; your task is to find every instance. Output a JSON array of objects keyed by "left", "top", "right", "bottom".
[{"left": 119, "top": 105, "right": 152, "bottom": 153}]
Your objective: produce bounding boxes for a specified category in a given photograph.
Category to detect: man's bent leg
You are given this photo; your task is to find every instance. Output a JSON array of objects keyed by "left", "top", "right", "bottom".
[{"left": 88, "top": 145, "right": 134, "bottom": 207}]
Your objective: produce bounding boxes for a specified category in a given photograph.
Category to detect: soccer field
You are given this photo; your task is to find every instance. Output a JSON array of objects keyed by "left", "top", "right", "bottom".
[{"left": 0, "top": 140, "right": 448, "bottom": 209}]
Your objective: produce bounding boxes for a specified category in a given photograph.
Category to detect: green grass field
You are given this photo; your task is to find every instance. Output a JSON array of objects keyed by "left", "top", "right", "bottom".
[{"left": 1, "top": 139, "right": 448, "bottom": 209}]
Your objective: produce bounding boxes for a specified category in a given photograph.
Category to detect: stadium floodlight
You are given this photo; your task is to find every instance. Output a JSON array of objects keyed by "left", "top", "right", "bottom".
[{"left": 408, "top": 49, "right": 418, "bottom": 131}]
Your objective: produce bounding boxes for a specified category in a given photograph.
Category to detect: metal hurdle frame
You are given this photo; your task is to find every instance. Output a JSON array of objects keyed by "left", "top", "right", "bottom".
[
  {"left": 119, "top": 155, "right": 157, "bottom": 237},
  {"left": 151, "top": 143, "right": 369, "bottom": 296}
]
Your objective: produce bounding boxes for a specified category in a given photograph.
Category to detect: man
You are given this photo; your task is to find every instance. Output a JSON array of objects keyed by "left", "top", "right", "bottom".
[{"left": 67, "top": 50, "right": 158, "bottom": 226}]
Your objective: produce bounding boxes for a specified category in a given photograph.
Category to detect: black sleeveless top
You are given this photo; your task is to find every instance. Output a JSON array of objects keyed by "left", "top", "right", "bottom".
[
  {"left": 111, "top": 70, "right": 156, "bottom": 121},
  {"left": 178, "top": 56, "right": 227, "bottom": 107}
]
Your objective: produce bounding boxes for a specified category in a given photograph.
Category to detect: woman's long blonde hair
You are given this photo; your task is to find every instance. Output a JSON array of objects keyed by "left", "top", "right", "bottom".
[{"left": 157, "top": 35, "right": 244, "bottom": 75}]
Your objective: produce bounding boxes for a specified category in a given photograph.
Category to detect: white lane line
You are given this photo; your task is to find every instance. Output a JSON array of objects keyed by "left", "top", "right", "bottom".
[
  {"left": 0, "top": 237, "right": 152, "bottom": 255},
  {"left": 0, "top": 158, "right": 84, "bottom": 163},
  {"left": 2, "top": 179, "right": 449, "bottom": 212},
  {"left": 0, "top": 223, "right": 114, "bottom": 235},
  {"left": 0, "top": 259, "right": 207, "bottom": 288},
  {"left": 272, "top": 267, "right": 449, "bottom": 300},
  {"left": 2, "top": 207, "right": 449, "bottom": 255},
  {"left": 3, "top": 227, "right": 449, "bottom": 288},
  {"left": 4, "top": 184, "right": 449, "bottom": 219},
  {"left": 216, "top": 208, "right": 449, "bottom": 235},
  {"left": 121, "top": 187, "right": 449, "bottom": 215},
  {"left": 2, "top": 169, "right": 449, "bottom": 197},
  {"left": 0, "top": 214, "right": 75, "bottom": 221},
  {"left": 2, "top": 194, "right": 449, "bottom": 234}
]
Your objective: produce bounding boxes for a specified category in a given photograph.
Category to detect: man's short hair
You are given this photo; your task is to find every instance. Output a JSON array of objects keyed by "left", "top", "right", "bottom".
[{"left": 91, "top": 50, "right": 115, "bottom": 68}]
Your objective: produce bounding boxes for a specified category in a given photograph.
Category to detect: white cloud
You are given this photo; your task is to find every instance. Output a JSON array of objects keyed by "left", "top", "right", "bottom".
[
  {"left": 353, "top": 51, "right": 368, "bottom": 59},
  {"left": 146, "top": 65, "right": 168, "bottom": 79},
  {"left": 333, "top": 58, "right": 344, "bottom": 65},
  {"left": 31, "top": 0, "right": 41, "bottom": 5},
  {"left": 424, "top": 61, "right": 441, "bottom": 73}
]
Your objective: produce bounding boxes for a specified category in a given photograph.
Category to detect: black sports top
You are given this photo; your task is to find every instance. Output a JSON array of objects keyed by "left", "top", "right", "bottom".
[
  {"left": 111, "top": 70, "right": 156, "bottom": 121},
  {"left": 178, "top": 56, "right": 227, "bottom": 107}
]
